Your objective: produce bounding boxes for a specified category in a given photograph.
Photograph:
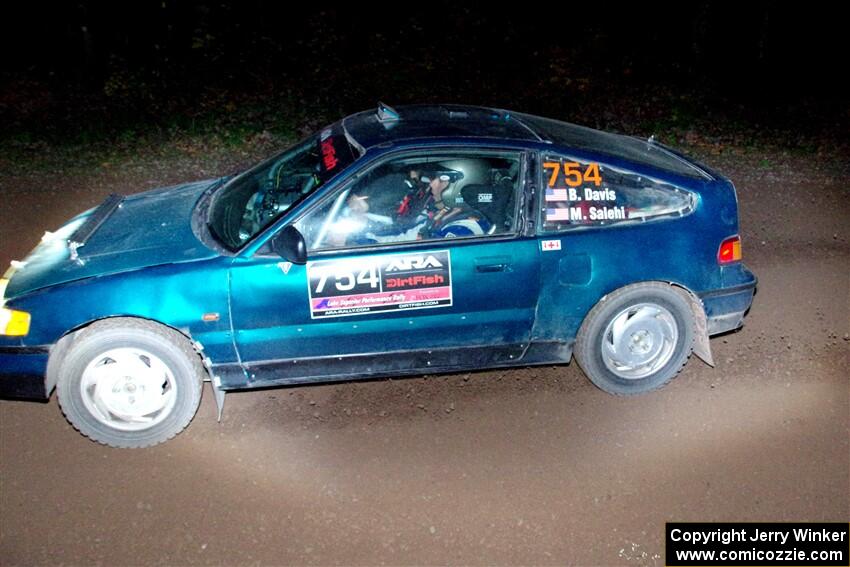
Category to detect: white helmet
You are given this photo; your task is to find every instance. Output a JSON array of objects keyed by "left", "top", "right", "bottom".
[{"left": 432, "top": 158, "right": 491, "bottom": 208}]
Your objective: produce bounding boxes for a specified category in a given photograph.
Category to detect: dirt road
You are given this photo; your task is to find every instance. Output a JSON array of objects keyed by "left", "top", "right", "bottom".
[{"left": 1, "top": 147, "right": 847, "bottom": 566}]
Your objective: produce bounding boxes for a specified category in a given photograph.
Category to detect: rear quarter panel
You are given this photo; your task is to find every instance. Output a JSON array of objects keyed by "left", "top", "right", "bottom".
[{"left": 531, "top": 156, "right": 739, "bottom": 342}]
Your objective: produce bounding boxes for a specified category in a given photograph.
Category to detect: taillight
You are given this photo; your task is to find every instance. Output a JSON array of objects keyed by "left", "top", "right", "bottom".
[{"left": 718, "top": 235, "right": 742, "bottom": 264}]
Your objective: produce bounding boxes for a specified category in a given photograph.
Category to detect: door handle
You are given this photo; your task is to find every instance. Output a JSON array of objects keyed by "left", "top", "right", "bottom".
[
  {"left": 476, "top": 263, "right": 509, "bottom": 273},
  {"left": 474, "top": 255, "right": 513, "bottom": 273}
]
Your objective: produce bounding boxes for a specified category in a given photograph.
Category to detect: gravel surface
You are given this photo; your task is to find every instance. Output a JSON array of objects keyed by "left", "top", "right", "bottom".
[{"left": 1, "top": 145, "right": 847, "bottom": 566}]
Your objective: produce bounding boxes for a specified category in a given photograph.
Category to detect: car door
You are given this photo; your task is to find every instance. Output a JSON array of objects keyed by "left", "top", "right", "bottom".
[{"left": 227, "top": 148, "right": 541, "bottom": 386}]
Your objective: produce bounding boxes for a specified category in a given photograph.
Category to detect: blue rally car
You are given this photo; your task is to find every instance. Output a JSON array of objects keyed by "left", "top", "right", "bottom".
[{"left": 0, "top": 104, "right": 756, "bottom": 447}]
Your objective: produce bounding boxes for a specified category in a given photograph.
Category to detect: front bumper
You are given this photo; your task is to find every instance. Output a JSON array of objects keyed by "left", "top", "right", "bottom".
[
  {"left": 699, "top": 265, "right": 758, "bottom": 336},
  {"left": 0, "top": 346, "right": 50, "bottom": 400}
]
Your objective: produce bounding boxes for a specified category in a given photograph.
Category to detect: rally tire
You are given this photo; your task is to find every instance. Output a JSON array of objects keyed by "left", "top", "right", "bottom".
[
  {"left": 575, "top": 283, "right": 694, "bottom": 395},
  {"left": 56, "top": 318, "right": 205, "bottom": 448}
]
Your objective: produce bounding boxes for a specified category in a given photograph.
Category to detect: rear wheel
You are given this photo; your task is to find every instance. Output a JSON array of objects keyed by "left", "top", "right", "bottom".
[
  {"left": 56, "top": 319, "right": 204, "bottom": 448},
  {"left": 575, "top": 283, "right": 694, "bottom": 395}
]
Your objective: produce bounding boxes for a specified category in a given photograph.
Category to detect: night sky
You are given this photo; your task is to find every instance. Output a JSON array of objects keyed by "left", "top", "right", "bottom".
[{"left": 2, "top": 2, "right": 847, "bottom": 138}]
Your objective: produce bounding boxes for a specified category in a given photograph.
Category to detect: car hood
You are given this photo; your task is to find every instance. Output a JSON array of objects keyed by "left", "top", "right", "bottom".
[{"left": 4, "top": 178, "right": 223, "bottom": 299}]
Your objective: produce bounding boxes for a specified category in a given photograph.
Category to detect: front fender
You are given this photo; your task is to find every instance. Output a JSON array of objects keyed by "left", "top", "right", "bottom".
[{"left": 5, "top": 257, "right": 238, "bottom": 365}]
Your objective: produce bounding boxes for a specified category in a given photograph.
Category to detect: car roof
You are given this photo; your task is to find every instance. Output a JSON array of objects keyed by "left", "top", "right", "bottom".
[
  {"left": 342, "top": 105, "right": 543, "bottom": 150},
  {"left": 342, "top": 104, "right": 711, "bottom": 180}
]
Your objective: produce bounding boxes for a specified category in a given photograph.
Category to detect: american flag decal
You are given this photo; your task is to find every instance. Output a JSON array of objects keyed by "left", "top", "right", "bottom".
[
  {"left": 546, "top": 207, "right": 571, "bottom": 221},
  {"left": 545, "top": 188, "right": 568, "bottom": 201}
]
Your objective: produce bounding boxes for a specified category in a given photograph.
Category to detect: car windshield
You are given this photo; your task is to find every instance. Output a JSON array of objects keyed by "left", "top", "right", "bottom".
[{"left": 206, "top": 124, "right": 358, "bottom": 250}]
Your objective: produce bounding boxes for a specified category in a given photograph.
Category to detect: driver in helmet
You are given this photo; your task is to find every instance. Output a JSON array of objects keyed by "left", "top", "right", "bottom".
[
  {"left": 350, "top": 160, "right": 491, "bottom": 243},
  {"left": 416, "top": 162, "right": 491, "bottom": 239}
]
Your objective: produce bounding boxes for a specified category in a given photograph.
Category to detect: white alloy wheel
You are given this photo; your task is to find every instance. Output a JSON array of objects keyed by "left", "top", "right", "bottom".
[
  {"left": 575, "top": 283, "right": 695, "bottom": 395},
  {"left": 57, "top": 318, "right": 204, "bottom": 448},
  {"left": 80, "top": 347, "right": 178, "bottom": 431},
  {"left": 601, "top": 303, "right": 678, "bottom": 380}
]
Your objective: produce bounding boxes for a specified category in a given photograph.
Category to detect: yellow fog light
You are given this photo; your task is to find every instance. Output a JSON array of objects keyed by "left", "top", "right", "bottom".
[{"left": 0, "top": 308, "right": 30, "bottom": 336}]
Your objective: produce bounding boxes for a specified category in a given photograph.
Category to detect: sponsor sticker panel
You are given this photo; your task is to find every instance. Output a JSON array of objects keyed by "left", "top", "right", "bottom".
[{"left": 307, "top": 250, "right": 452, "bottom": 318}]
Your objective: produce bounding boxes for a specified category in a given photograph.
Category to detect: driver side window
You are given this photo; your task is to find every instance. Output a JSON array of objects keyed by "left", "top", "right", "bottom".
[{"left": 295, "top": 151, "right": 522, "bottom": 252}]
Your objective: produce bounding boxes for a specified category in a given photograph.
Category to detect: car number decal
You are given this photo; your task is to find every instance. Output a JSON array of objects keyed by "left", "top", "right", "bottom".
[
  {"left": 307, "top": 250, "right": 452, "bottom": 318},
  {"left": 542, "top": 160, "right": 628, "bottom": 223}
]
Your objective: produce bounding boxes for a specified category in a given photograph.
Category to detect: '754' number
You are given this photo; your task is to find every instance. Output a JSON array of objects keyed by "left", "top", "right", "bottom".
[
  {"left": 313, "top": 265, "right": 380, "bottom": 294},
  {"left": 543, "top": 161, "right": 602, "bottom": 188}
]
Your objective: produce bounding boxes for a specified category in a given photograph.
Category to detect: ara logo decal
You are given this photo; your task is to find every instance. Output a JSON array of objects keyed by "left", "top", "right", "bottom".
[
  {"left": 277, "top": 261, "right": 293, "bottom": 274},
  {"left": 384, "top": 255, "right": 444, "bottom": 272}
]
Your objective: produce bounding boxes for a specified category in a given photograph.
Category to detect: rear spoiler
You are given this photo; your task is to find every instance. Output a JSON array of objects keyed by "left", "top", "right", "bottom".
[{"left": 67, "top": 193, "right": 124, "bottom": 261}]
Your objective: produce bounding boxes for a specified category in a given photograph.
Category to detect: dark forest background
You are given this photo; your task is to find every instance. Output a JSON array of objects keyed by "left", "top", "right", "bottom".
[{"left": 1, "top": 1, "right": 847, "bottom": 158}]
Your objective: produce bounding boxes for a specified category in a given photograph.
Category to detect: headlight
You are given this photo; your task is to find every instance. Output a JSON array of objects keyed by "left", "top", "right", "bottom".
[{"left": 0, "top": 307, "right": 30, "bottom": 336}]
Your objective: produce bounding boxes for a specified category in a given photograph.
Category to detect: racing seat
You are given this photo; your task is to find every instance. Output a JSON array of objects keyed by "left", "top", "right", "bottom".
[{"left": 459, "top": 183, "right": 514, "bottom": 235}]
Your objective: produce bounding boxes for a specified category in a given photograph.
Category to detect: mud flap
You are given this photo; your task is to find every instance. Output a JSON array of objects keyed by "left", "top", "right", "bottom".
[
  {"left": 210, "top": 376, "right": 226, "bottom": 422},
  {"left": 683, "top": 291, "right": 714, "bottom": 367}
]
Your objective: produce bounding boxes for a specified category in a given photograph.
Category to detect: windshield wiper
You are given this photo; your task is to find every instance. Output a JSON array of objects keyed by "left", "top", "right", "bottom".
[{"left": 68, "top": 193, "right": 124, "bottom": 261}]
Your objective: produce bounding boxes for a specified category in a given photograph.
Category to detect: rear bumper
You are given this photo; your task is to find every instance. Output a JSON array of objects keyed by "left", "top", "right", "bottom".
[
  {"left": 0, "top": 346, "right": 50, "bottom": 400},
  {"left": 699, "top": 265, "right": 757, "bottom": 336}
]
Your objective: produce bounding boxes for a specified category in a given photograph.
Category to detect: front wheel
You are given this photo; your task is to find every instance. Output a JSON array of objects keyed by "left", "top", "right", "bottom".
[
  {"left": 575, "top": 283, "right": 695, "bottom": 395},
  {"left": 56, "top": 319, "right": 205, "bottom": 448}
]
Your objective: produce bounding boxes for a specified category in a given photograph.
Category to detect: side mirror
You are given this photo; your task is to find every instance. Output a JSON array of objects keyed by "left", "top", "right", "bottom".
[{"left": 270, "top": 226, "right": 307, "bottom": 264}]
